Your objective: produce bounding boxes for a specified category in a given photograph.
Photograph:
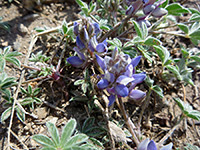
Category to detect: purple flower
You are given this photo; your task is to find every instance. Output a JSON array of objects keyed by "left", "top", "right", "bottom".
[
  {"left": 67, "top": 56, "right": 84, "bottom": 67},
  {"left": 96, "top": 47, "right": 146, "bottom": 106},
  {"left": 137, "top": 139, "right": 173, "bottom": 150}
]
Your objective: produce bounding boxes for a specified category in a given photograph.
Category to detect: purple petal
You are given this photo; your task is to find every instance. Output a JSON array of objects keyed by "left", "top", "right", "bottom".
[
  {"left": 88, "top": 36, "right": 98, "bottom": 52},
  {"left": 116, "top": 75, "right": 135, "bottom": 85},
  {"left": 132, "top": 73, "right": 146, "bottom": 84},
  {"left": 96, "top": 43, "right": 107, "bottom": 53},
  {"left": 129, "top": 90, "right": 146, "bottom": 101},
  {"left": 93, "top": 23, "right": 101, "bottom": 36},
  {"left": 74, "top": 22, "right": 79, "bottom": 36},
  {"left": 160, "top": 143, "right": 173, "bottom": 150},
  {"left": 147, "top": 140, "right": 157, "bottom": 150},
  {"left": 73, "top": 47, "right": 86, "bottom": 60},
  {"left": 130, "top": 56, "right": 142, "bottom": 68},
  {"left": 97, "top": 79, "right": 109, "bottom": 89},
  {"left": 107, "top": 87, "right": 115, "bottom": 95},
  {"left": 124, "top": 65, "right": 134, "bottom": 77},
  {"left": 115, "top": 84, "right": 129, "bottom": 97},
  {"left": 84, "top": 28, "right": 89, "bottom": 43},
  {"left": 143, "top": 0, "right": 149, "bottom": 4},
  {"left": 76, "top": 36, "right": 85, "bottom": 49},
  {"left": 152, "top": 7, "right": 168, "bottom": 18},
  {"left": 137, "top": 138, "right": 150, "bottom": 150},
  {"left": 95, "top": 54, "right": 106, "bottom": 70},
  {"left": 67, "top": 56, "right": 84, "bottom": 67},
  {"left": 102, "top": 38, "right": 108, "bottom": 46},
  {"left": 108, "top": 95, "right": 116, "bottom": 106},
  {"left": 104, "top": 70, "right": 115, "bottom": 83}
]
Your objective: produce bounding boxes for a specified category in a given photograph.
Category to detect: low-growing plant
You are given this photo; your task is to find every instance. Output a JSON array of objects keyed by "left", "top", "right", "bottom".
[{"left": 32, "top": 118, "right": 103, "bottom": 150}]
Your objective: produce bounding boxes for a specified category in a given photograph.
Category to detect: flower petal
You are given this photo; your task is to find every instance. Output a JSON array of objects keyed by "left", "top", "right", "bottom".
[
  {"left": 129, "top": 90, "right": 146, "bottom": 101},
  {"left": 73, "top": 22, "right": 79, "bottom": 36},
  {"left": 137, "top": 138, "right": 150, "bottom": 150},
  {"left": 132, "top": 73, "right": 146, "bottom": 84},
  {"left": 108, "top": 95, "right": 116, "bottom": 106},
  {"left": 115, "top": 84, "right": 129, "bottom": 97},
  {"left": 73, "top": 47, "right": 85, "bottom": 60},
  {"left": 124, "top": 65, "right": 134, "bottom": 77},
  {"left": 152, "top": 7, "right": 168, "bottom": 18},
  {"left": 67, "top": 56, "right": 84, "bottom": 67},
  {"left": 160, "top": 143, "right": 173, "bottom": 150},
  {"left": 116, "top": 75, "right": 135, "bottom": 85},
  {"left": 93, "top": 23, "right": 101, "bottom": 36},
  {"left": 97, "top": 79, "right": 109, "bottom": 89},
  {"left": 147, "top": 140, "right": 157, "bottom": 150},
  {"left": 95, "top": 54, "right": 106, "bottom": 70},
  {"left": 83, "top": 28, "right": 89, "bottom": 43},
  {"left": 88, "top": 36, "right": 98, "bottom": 52},
  {"left": 76, "top": 35, "right": 85, "bottom": 49},
  {"left": 96, "top": 43, "right": 107, "bottom": 53},
  {"left": 130, "top": 56, "right": 142, "bottom": 68},
  {"left": 104, "top": 70, "right": 115, "bottom": 83}
]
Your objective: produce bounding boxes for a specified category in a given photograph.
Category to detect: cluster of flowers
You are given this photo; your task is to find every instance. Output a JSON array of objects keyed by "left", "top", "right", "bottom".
[
  {"left": 138, "top": 138, "right": 173, "bottom": 150},
  {"left": 67, "top": 19, "right": 107, "bottom": 67},
  {"left": 67, "top": 19, "right": 146, "bottom": 106},
  {"left": 125, "top": 0, "right": 168, "bottom": 26}
]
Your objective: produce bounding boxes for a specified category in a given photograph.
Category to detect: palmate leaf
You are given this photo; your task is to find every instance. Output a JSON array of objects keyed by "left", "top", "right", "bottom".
[
  {"left": 60, "top": 119, "right": 77, "bottom": 147},
  {"left": 63, "top": 134, "right": 88, "bottom": 148},
  {"left": 32, "top": 134, "right": 56, "bottom": 148},
  {"left": 46, "top": 122, "right": 60, "bottom": 146}
]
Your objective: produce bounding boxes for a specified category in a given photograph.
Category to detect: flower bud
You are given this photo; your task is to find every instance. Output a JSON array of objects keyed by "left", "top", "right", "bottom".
[
  {"left": 152, "top": 7, "right": 168, "bottom": 17},
  {"left": 97, "top": 79, "right": 109, "bottom": 89},
  {"left": 73, "top": 22, "right": 79, "bottom": 36},
  {"left": 115, "top": 84, "right": 129, "bottom": 97},
  {"left": 67, "top": 56, "right": 84, "bottom": 67},
  {"left": 129, "top": 89, "right": 146, "bottom": 101}
]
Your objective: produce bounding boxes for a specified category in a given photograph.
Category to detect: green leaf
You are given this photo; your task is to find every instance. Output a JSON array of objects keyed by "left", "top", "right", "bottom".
[
  {"left": 189, "top": 8, "right": 200, "bottom": 15},
  {"left": 189, "top": 13, "right": 200, "bottom": 21},
  {"left": 89, "top": 3, "right": 96, "bottom": 13},
  {"left": 145, "top": 76, "right": 154, "bottom": 88},
  {"left": 0, "top": 58, "right": 5, "bottom": 72},
  {"left": 141, "top": 21, "right": 148, "bottom": 39},
  {"left": 178, "top": 23, "right": 189, "bottom": 34},
  {"left": 189, "top": 30, "right": 200, "bottom": 40},
  {"left": 28, "top": 85, "right": 32, "bottom": 94},
  {"left": 189, "top": 22, "right": 200, "bottom": 34},
  {"left": 34, "top": 27, "right": 46, "bottom": 32},
  {"left": 144, "top": 37, "right": 161, "bottom": 46},
  {"left": 69, "top": 96, "right": 89, "bottom": 102},
  {"left": 6, "top": 51, "right": 22, "bottom": 57},
  {"left": 20, "top": 98, "right": 34, "bottom": 106},
  {"left": 74, "top": 79, "right": 85, "bottom": 86},
  {"left": 82, "top": 7, "right": 89, "bottom": 16},
  {"left": 16, "top": 106, "right": 25, "bottom": 122},
  {"left": 81, "top": 117, "right": 95, "bottom": 132},
  {"left": 64, "top": 134, "right": 88, "bottom": 147},
  {"left": 41, "top": 147, "right": 56, "bottom": 150},
  {"left": 190, "top": 55, "right": 200, "bottom": 63},
  {"left": 153, "top": 45, "right": 170, "bottom": 65},
  {"left": 75, "top": 0, "right": 88, "bottom": 8},
  {"left": 1, "top": 107, "right": 12, "bottom": 122},
  {"left": 5, "top": 57, "right": 21, "bottom": 67},
  {"left": 81, "top": 83, "right": 88, "bottom": 93},
  {"left": 33, "top": 88, "right": 41, "bottom": 96},
  {"left": 60, "top": 119, "right": 77, "bottom": 147},
  {"left": 20, "top": 87, "right": 28, "bottom": 95},
  {"left": 166, "top": 65, "right": 182, "bottom": 80},
  {"left": 0, "top": 77, "right": 16, "bottom": 89},
  {"left": 166, "top": 3, "right": 189, "bottom": 16},
  {"left": 32, "top": 134, "right": 56, "bottom": 148},
  {"left": 3, "top": 46, "right": 11, "bottom": 55},
  {"left": 132, "top": 20, "right": 142, "bottom": 39},
  {"left": 62, "top": 20, "right": 68, "bottom": 34},
  {"left": 160, "top": 0, "right": 169, "bottom": 8},
  {"left": 46, "top": 122, "right": 60, "bottom": 146},
  {"left": 152, "top": 85, "right": 164, "bottom": 98}
]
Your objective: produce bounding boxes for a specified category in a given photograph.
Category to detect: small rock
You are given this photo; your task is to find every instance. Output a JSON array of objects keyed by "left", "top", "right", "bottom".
[
  {"left": 1, "top": 41, "right": 8, "bottom": 47},
  {"left": 13, "top": 41, "right": 21, "bottom": 51},
  {"left": 34, "top": 107, "right": 48, "bottom": 119},
  {"left": 18, "top": 24, "right": 28, "bottom": 34}
]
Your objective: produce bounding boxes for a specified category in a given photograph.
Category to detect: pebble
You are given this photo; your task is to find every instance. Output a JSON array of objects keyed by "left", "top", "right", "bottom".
[
  {"left": 13, "top": 41, "right": 21, "bottom": 51},
  {"left": 18, "top": 24, "right": 28, "bottom": 34}
]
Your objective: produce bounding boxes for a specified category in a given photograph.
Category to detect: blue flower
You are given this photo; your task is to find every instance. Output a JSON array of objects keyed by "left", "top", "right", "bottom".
[
  {"left": 137, "top": 139, "right": 173, "bottom": 150},
  {"left": 96, "top": 47, "right": 146, "bottom": 106}
]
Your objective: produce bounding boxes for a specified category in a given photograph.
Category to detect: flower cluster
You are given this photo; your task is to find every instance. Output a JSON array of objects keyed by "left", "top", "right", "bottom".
[
  {"left": 137, "top": 138, "right": 173, "bottom": 150},
  {"left": 67, "top": 19, "right": 107, "bottom": 68},
  {"left": 125, "top": 0, "right": 168, "bottom": 27},
  {"left": 96, "top": 47, "right": 146, "bottom": 106}
]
